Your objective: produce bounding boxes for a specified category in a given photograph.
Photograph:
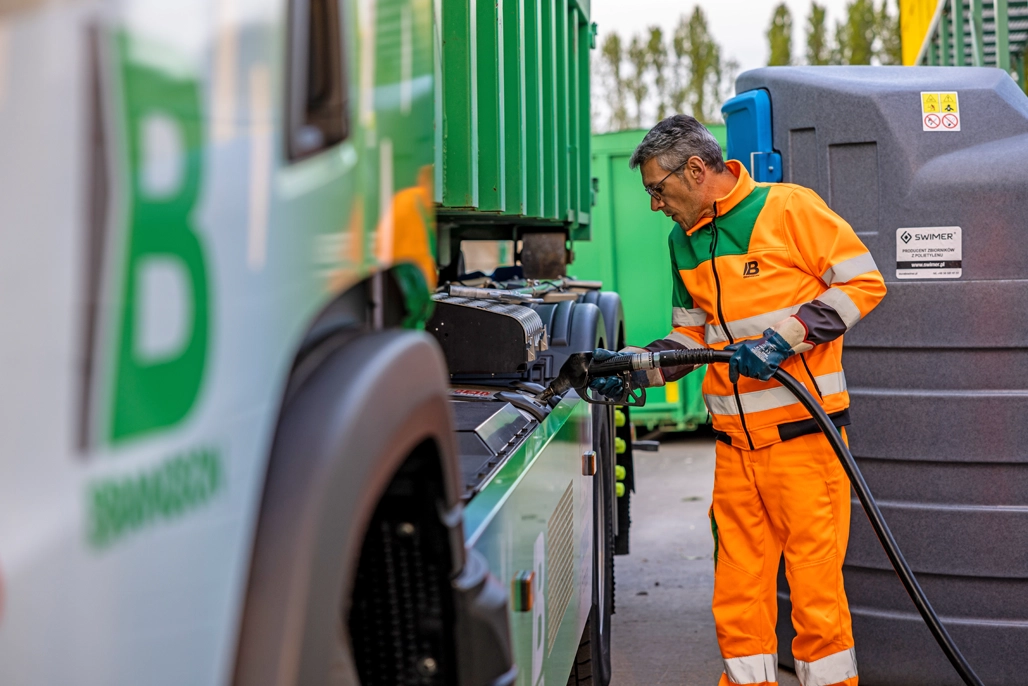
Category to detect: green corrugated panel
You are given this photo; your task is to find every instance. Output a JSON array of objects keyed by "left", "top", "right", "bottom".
[
  {"left": 555, "top": 0, "right": 569, "bottom": 222},
  {"left": 917, "top": 0, "right": 1028, "bottom": 89},
  {"left": 573, "top": 19, "right": 594, "bottom": 238},
  {"left": 439, "top": 0, "right": 477, "bottom": 208},
  {"left": 502, "top": 0, "right": 526, "bottom": 215},
  {"left": 567, "top": 18, "right": 580, "bottom": 227},
  {"left": 541, "top": 0, "right": 557, "bottom": 219},
  {"left": 475, "top": 0, "right": 504, "bottom": 211},
  {"left": 570, "top": 126, "right": 727, "bottom": 431},
  {"left": 436, "top": 0, "right": 593, "bottom": 228}
]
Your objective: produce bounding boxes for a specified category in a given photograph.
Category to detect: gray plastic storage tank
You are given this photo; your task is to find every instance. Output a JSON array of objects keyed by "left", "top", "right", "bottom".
[{"left": 730, "top": 67, "right": 1028, "bottom": 686}]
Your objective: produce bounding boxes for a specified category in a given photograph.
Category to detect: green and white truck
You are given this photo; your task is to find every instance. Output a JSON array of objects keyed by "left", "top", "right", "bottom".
[{"left": 0, "top": 0, "right": 631, "bottom": 685}]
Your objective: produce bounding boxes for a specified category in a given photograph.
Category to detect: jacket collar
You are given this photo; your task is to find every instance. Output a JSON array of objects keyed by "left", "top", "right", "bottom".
[{"left": 684, "top": 160, "right": 755, "bottom": 236}]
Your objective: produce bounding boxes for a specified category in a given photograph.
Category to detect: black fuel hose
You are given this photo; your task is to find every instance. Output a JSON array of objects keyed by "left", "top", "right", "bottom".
[{"left": 589, "top": 348, "right": 985, "bottom": 686}]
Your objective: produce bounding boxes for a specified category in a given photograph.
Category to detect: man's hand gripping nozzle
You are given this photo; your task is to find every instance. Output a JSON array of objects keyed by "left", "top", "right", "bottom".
[{"left": 534, "top": 350, "right": 650, "bottom": 407}]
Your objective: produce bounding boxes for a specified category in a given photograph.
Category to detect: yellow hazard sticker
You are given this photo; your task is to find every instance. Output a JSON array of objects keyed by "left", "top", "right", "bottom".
[
  {"left": 940, "top": 92, "right": 958, "bottom": 113},
  {"left": 921, "top": 91, "right": 960, "bottom": 132}
]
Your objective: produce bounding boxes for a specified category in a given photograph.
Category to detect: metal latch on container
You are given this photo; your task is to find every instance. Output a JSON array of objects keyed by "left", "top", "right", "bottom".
[{"left": 750, "top": 151, "right": 781, "bottom": 182}]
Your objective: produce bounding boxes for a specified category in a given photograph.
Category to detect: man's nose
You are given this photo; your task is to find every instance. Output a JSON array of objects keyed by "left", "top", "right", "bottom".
[{"left": 650, "top": 195, "right": 664, "bottom": 212}]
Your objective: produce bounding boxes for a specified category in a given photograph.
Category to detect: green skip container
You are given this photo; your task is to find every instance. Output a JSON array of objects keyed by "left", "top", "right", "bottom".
[{"left": 571, "top": 126, "right": 727, "bottom": 431}]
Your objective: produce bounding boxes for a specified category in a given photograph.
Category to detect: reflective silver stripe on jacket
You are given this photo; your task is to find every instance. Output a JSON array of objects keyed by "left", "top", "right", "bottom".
[
  {"left": 704, "top": 371, "right": 847, "bottom": 416},
  {"left": 705, "top": 303, "right": 804, "bottom": 345},
  {"left": 794, "top": 647, "right": 858, "bottom": 686},
  {"left": 723, "top": 653, "right": 778, "bottom": 685},
  {"left": 665, "top": 330, "right": 705, "bottom": 349},
  {"left": 673, "top": 306, "right": 706, "bottom": 328},
  {"left": 822, "top": 252, "right": 878, "bottom": 286},
  {"left": 815, "top": 287, "right": 861, "bottom": 329}
]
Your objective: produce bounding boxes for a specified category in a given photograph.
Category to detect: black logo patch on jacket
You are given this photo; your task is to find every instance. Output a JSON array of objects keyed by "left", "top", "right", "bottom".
[{"left": 743, "top": 261, "right": 760, "bottom": 277}]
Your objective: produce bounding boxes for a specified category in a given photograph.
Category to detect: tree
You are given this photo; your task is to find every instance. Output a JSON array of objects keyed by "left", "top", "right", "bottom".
[
  {"left": 626, "top": 34, "right": 649, "bottom": 127},
  {"left": 876, "top": 0, "right": 902, "bottom": 65},
  {"left": 767, "top": 3, "right": 793, "bottom": 66},
  {"left": 647, "top": 26, "right": 671, "bottom": 121},
  {"left": 837, "top": 0, "right": 876, "bottom": 65},
  {"left": 806, "top": 2, "right": 832, "bottom": 65},
  {"left": 598, "top": 32, "right": 630, "bottom": 131},
  {"left": 673, "top": 7, "right": 723, "bottom": 123}
]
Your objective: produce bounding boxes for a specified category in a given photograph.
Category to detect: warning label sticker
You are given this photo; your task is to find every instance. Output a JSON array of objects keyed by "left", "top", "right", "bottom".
[
  {"left": 896, "top": 227, "right": 962, "bottom": 279},
  {"left": 450, "top": 388, "right": 496, "bottom": 399},
  {"left": 921, "top": 91, "right": 960, "bottom": 131}
]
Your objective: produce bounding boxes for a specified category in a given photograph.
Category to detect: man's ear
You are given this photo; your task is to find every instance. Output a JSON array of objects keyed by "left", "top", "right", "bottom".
[{"left": 687, "top": 156, "right": 707, "bottom": 185}]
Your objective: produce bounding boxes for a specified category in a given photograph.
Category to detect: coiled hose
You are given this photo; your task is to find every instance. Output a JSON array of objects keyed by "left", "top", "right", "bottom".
[{"left": 588, "top": 348, "right": 985, "bottom": 686}]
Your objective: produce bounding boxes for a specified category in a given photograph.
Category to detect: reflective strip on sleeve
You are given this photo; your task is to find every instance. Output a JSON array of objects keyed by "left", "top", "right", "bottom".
[
  {"left": 723, "top": 653, "right": 778, "bottom": 685},
  {"left": 821, "top": 252, "right": 878, "bottom": 286},
  {"left": 794, "top": 647, "right": 858, "bottom": 686},
  {"left": 814, "top": 287, "right": 861, "bottom": 329},
  {"left": 704, "top": 372, "right": 846, "bottom": 416},
  {"left": 666, "top": 330, "right": 705, "bottom": 349},
  {"left": 673, "top": 306, "right": 706, "bottom": 328},
  {"left": 705, "top": 303, "right": 805, "bottom": 345}
]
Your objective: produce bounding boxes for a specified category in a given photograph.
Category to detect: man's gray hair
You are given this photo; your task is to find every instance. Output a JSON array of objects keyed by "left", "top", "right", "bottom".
[{"left": 629, "top": 114, "right": 726, "bottom": 175}]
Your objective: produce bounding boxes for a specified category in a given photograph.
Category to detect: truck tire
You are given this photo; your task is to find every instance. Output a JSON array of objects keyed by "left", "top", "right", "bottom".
[{"left": 566, "top": 609, "right": 604, "bottom": 686}]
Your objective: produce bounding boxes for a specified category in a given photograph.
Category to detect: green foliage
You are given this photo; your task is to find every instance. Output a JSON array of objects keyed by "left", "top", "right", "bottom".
[
  {"left": 837, "top": 0, "right": 876, "bottom": 65},
  {"left": 627, "top": 34, "right": 650, "bottom": 127},
  {"left": 806, "top": 2, "right": 832, "bottom": 65},
  {"left": 598, "top": 32, "right": 630, "bottom": 131},
  {"left": 767, "top": 3, "right": 793, "bottom": 66},
  {"left": 647, "top": 26, "right": 670, "bottom": 121},
  {"left": 876, "top": 0, "right": 902, "bottom": 65},
  {"left": 675, "top": 7, "right": 725, "bottom": 123},
  {"left": 592, "top": 7, "right": 733, "bottom": 131},
  {"left": 592, "top": 0, "right": 905, "bottom": 132}
]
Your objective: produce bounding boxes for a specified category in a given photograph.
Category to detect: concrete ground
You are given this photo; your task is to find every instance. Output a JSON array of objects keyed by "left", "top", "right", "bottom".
[{"left": 609, "top": 432, "right": 800, "bottom": 686}]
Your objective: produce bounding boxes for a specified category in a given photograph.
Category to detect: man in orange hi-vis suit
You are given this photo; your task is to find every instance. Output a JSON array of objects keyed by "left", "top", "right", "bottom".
[{"left": 589, "top": 115, "right": 886, "bottom": 686}]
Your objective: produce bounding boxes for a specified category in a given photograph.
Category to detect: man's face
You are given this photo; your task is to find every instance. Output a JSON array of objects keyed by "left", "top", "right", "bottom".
[{"left": 640, "top": 156, "right": 709, "bottom": 229}]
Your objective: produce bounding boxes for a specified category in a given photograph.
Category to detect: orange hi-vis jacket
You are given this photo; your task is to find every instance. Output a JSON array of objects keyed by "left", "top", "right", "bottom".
[{"left": 649, "top": 161, "right": 886, "bottom": 450}]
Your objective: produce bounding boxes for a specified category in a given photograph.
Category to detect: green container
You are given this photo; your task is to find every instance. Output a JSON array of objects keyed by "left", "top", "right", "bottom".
[
  {"left": 570, "top": 126, "right": 727, "bottom": 431},
  {"left": 435, "top": 0, "right": 594, "bottom": 238}
]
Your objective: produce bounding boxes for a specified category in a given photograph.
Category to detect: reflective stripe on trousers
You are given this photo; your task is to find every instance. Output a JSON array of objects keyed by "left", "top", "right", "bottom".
[
  {"left": 723, "top": 653, "right": 777, "bottom": 684},
  {"left": 795, "top": 647, "right": 859, "bottom": 686}
]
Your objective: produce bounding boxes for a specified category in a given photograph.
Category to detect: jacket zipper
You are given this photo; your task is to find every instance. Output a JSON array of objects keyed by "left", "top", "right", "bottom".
[
  {"left": 709, "top": 205, "right": 755, "bottom": 450},
  {"left": 800, "top": 353, "right": 824, "bottom": 400}
]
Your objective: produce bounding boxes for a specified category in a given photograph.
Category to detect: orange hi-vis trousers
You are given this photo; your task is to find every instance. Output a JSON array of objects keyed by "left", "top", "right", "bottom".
[{"left": 710, "top": 430, "right": 858, "bottom": 686}]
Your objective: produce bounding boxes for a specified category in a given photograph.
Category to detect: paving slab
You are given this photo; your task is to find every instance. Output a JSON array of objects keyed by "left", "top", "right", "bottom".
[{"left": 609, "top": 433, "right": 800, "bottom": 686}]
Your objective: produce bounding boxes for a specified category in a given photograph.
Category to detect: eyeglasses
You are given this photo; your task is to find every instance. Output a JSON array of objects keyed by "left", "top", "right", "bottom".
[{"left": 644, "top": 161, "right": 687, "bottom": 202}]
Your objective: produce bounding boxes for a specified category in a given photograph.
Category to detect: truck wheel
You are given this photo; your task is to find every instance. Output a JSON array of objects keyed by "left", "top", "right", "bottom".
[{"left": 566, "top": 609, "right": 604, "bottom": 686}]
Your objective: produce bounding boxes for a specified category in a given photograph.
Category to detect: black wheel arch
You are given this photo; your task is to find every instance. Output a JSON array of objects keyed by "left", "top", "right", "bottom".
[{"left": 234, "top": 328, "right": 463, "bottom": 686}]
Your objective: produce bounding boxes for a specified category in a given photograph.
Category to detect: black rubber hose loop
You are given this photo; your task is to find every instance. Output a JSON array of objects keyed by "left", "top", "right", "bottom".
[{"left": 630, "top": 349, "right": 985, "bottom": 686}]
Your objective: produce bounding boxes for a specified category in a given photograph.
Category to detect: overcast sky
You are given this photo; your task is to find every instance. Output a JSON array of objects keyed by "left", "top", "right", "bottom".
[{"left": 590, "top": 0, "right": 854, "bottom": 77}]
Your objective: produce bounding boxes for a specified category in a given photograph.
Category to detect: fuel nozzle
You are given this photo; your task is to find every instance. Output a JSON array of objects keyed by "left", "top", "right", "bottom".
[
  {"left": 534, "top": 352, "right": 593, "bottom": 405},
  {"left": 535, "top": 348, "right": 722, "bottom": 407}
]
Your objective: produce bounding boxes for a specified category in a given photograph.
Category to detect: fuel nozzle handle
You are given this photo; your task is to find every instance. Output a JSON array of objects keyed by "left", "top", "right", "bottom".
[{"left": 587, "top": 348, "right": 731, "bottom": 377}]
